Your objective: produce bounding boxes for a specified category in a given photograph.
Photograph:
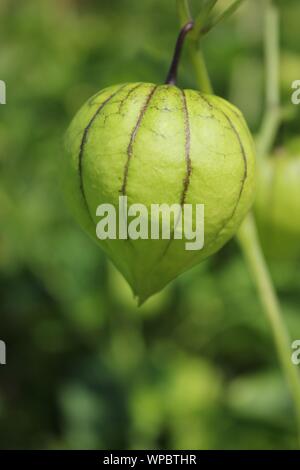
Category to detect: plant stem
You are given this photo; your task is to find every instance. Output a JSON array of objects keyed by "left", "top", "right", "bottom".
[
  {"left": 188, "top": 40, "right": 214, "bottom": 94},
  {"left": 177, "top": 0, "right": 300, "bottom": 445},
  {"left": 176, "top": 0, "right": 192, "bottom": 26},
  {"left": 237, "top": 214, "right": 300, "bottom": 445},
  {"left": 256, "top": 0, "right": 281, "bottom": 160},
  {"left": 239, "top": 2, "right": 300, "bottom": 445},
  {"left": 165, "top": 21, "right": 194, "bottom": 85},
  {"left": 177, "top": 0, "right": 213, "bottom": 94}
]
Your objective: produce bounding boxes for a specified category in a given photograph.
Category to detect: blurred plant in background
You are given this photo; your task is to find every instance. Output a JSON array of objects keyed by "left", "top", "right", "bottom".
[{"left": 0, "top": 0, "right": 300, "bottom": 449}]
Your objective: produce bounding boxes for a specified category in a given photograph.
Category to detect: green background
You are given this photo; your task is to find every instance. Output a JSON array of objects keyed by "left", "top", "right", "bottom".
[{"left": 0, "top": 0, "right": 300, "bottom": 449}]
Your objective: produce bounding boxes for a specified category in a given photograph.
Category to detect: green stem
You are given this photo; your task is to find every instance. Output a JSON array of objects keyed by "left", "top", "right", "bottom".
[
  {"left": 177, "top": 0, "right": 213, "bottom": 94},
  {"left": 237, "top": 214, "right": 300, "bottom": 445},
  {"left": 256, "top": 0, "right": 281, "bottom": 160},
  {"left": 176, "top": 0, "right": 192, "bottom": 26},
  {"left": 177, "top": 0, "right": 300, "bottom": 445},
  {"left": 189, "top": 40, "right": 214, "bottom": 94},
  {"left": 239, "top": 2, "right": 300, "bottom": 444}
]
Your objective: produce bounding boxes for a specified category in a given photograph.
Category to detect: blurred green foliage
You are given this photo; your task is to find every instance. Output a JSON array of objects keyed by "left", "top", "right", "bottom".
[{"left": 0, "top": 0, "right": 300, "bottom": 450}]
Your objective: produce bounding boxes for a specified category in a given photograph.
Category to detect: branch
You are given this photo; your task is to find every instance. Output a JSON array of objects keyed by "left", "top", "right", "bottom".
[
  {"left": 256, "top": 0, "right": 281, "bottom": 160},
  {"left": 176, "top": 0, "right": 192, "bottom": 25},
  {"left": 177, "top": 0, "right": 213, "bottom": 93},
  {"left": 237, "top": 214, "right": 300, "bottom": 444},
  {"left": 176, "top": 0, "right": 300, "bottom": 446},
  {"left": 200, "top": 0, "right": 245, "bottom": 36}
]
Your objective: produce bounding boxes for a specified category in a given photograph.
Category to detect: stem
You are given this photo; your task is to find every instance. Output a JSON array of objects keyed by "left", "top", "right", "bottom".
[
  {"left": 177, "top": 0, "right": 300, "bottom": 445},
  {"left": 237, "top": 214, "right": 300, "bottom": 445},
  {"left": 176, "top": 0, "right": 192, "bottom": 26},
  {"left": 238, "top": 2, "right": 300, "bottom": 445},
  {"left": 165, "top": 21, "right": 194, "bottom": 85},
  {"left": 189, "top": 39, "right": 213, "bottom": 94},
  {"left": 176, "top": 0, "right": 213, "bottom": 93},
  {"left": 256, "top": 0, "right": 281, "bottom": 160}
]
